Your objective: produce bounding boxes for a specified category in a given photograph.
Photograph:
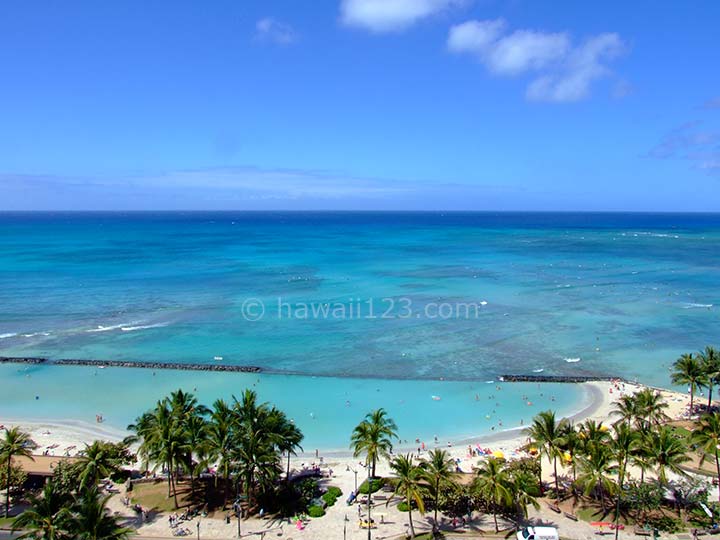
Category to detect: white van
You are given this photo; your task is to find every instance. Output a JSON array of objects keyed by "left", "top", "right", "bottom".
[{"left": 517, "top": 526, "right": 560, "bottom": 540}]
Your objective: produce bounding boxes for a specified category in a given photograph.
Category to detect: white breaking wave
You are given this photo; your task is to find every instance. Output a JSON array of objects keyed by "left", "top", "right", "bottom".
[
  {"left": 0, "top": 332, "right": 17, "bottom": 339},
  {"left": 629, "top": 231, "right": 680, "bottom": 239},
  {"left": 87, "top": 323, "right": 136, "bottom": 333},
  {"left": 565, "top": 357, "right": 581, "bottom": 363},
  {"left": 120, "top": 322, "right": 169, "bottom": 332},
  {"left": 21, "top": 332, "right": 52, "bottom": 338},
  {"left": 532, "top": 368, "right": 544, "bottom": 373},
  {"left": 682, "top": 303, "right": 713, "bottom": 309}
]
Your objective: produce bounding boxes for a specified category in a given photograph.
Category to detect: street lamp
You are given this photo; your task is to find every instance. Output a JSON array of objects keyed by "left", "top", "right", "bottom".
[
  {"left": 196, "top": 520, "right": 200, "bottom": 540},
  {"left": 366, "top": 460, "right": 372, "bottom": 540},
  {"left": 346, "top": 464, "right": 358, "bottom": 493},
  {"left": 236, "top": 506, "right": 242, "bottom": 538}
]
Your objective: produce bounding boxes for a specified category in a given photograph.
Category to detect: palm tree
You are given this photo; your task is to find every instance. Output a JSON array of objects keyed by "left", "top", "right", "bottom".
[
  {"left": 699, "top": 347, "right": 720, "bottom": 409},
  {"left": 137, "top": 400, "right": 188, "bottom": 507},
  {"left": 156, "top": 416, "right": 190, "bottom": 509},
  {"left": 671, "top": 353, "right": 705, "bottom": 412},
  {"left": 647, "top": 426, "right": 689, "bottom": 485},
  {"left": 124, "top": 411, "right": 156, "bottom": 471},
  {"left": 420, "top": 449, "right": 456, "bottom": 528},
  {"left": 12, "top": 481, "right": 72, "bottom": 540},
  {"left": 183, "top": 414, "right": 209, "bottom": 494},
  {"left": 71, "top": 488, "right": 132, "bottom": 540},
  {"left": 578, "top": 420, "right": 611, "bottom": 458},
  {"left": 559, "top": 422, "right": 581, "bottom": 483},
  {"left": 524, "top": 410, "right": 567, "bottom": 501},
  {"left": 168, "top": 389, "right": 210, "bottom": 420},
  {"left": 511, "top": 470, "right": 540, "bottom": 519},
  {"left": 350, "top": 408, "right": 398, "bottom": 478},
  {"left": 629, "top": 430, "right": 653, "bottom": 485},
  {"left": 612, "top": 423, "right": 639, "bottom": 540},
  {"left": 612, "top": 394, "right": 640, "bottom": 428},
  {"left": 206, "top": 399, "right": 234, "bottom": 508},
  {"left": 692, "top": 412, "right": 720, "bottom": 502},
  {"left": 577, "top": 444, "right": 615, "bottom": 509},
  {"left": 232, "top": 390, "right": 276, "bottom": 508},
  {"left": 389, "top": 454, "right": 425, "bottom": 539},
  {"left": 474, "top": 458, "right": 512, "bottom": 533},
  {"left": 635, "top": 389, "right": 670, "bottom": 428},
  {"left": 1, "top": 427, "right": 36, "bottom": 518},
  {"left": 613, "top": 390, "right": 669, "bottom": 430},
  {"left": 76, "top": 442, "right": 118, "bottom": 491},
  {"left": 275, "top": 416, "right": 304, "bottom": 484}
]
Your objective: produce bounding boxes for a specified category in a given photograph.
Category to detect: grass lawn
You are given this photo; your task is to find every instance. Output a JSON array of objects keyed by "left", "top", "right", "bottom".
[
  {"left": 575, "top": 503, "right": 630, "bottom": 526},
  {"left": 0, "top": 517, "right": 14, "bottom": 529},
  {"left": 129, "top": 480, "right": 197, "bottom": 513}
]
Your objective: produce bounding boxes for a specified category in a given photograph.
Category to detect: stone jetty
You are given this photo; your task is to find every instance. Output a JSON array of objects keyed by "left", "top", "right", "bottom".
[{"left": 0, "top": 356, "right": 261, "bottom": 373}]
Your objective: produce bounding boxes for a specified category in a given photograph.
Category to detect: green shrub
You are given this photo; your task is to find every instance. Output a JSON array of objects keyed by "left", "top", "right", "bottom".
[
  {"left": 645, "top": 515, "right": 682, "bottom": 533},
  {"left": 357, "top": 478, "right": 384, "bottom": 494},
  {"left": 397, "top": 501, "right": 409, "bottom": 512},
  {"left": 326, "top": 486, "right": 342, "bottom": 498},
  {"left": 308, "top": 505, "right": 325, "bottom": 518},
  {"left": 322, "top": 492, "right": 337, "bottom": 507}
]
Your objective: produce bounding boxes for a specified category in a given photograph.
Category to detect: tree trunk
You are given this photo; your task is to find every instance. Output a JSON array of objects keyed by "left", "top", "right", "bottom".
[
  {"left": 614, "top": 464, "right": 625, "bottom": 540},
  {"left": 715, "top": 450, "right": 720, "bottom": 503},
  {"left": 5, "top": 457, "right": 10, "bottom": 518},
  {"left": 493, "top": 510, "right": 499, "bottom": 533},
  {"left": 434, "top": 478, "right": 439, "bottom": 527},
  {"left": 167, "top": 461, "right": 172, "bottom": 498},
  {"left": 553, "top": 456, "right": 560, "bottom": 502},
  {"left": 371, "top": 456, "right": 376, "bottom": 478},
  {"left": 690, "top": 384, "right": 694, "bottom": 413},
  {"left": 286, "top": 452, "right": 291, "bottom": 484},
  {"left": 708, "top": 384, "right": 713, "bottom": 409},
  {"left": 222, "top": 471, "right": 228, "bottom": 510},
  {"left": 408, "top": 501, "right": 415, "bottom": 538},
  {"left": 171, "top": 469, "right": 179, "bottom": 509}
]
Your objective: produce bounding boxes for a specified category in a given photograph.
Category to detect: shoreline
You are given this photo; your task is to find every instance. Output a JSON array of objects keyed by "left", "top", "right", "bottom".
[{"left": 0, "top": 380, "right": 645, "bottom": 459}]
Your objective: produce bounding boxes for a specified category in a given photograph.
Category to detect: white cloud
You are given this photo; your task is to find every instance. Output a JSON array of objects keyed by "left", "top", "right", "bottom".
[
  {"left": 255, "top": 17, "right": 296, "bottom": 45},
  {"left": 526, "top": 33, "right": 624, "bottom": 102},
  {"left": 487, "top": 30, "right": 569, "bottom": 75},
  {"left": 448, "top": 19, "right": 625, "bottom": 102},
  {"left": 447, "top": 19, "right": 506, "bottom": 54},
  {"left": 0, "top": 168, "right": 536, "bottom": 210},
  {"left": 704, "top": 96, "right": 720, "bottom": 110},
  {"left": 341, "top": 0, "right": 465, "bottom": 33}
]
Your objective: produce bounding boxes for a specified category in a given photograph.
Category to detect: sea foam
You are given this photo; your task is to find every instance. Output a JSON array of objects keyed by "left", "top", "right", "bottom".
[{"left": 120, "top": 323, "right": 169, "bottom": 332}]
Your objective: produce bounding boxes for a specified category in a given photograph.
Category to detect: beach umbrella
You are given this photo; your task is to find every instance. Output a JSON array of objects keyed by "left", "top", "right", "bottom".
[{"left": 493, "top": 450, "right": 505, "bottom": 459}]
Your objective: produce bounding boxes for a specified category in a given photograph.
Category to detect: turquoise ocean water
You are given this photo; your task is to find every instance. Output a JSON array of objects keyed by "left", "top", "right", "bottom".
[{"left": 0, "top": 212, "right": 718, "bottom": 449}]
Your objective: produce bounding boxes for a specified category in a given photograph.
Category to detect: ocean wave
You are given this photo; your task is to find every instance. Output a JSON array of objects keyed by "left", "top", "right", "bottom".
[
  {"left": 564, "top": 357, "right": 581, "bottom": 363},
  {"left": 86, "top": 323, "right": 136, "bottom": 333},
  {"left": 21, "top": 332, "right": 52, "bottom": 338},
  {"left": 532, "top": 368, "right": 544, "bottom": 373},
  {"left": 626, "top": 231, "right": 680, "bottom": 239},
  {"left": 0, "top": 332, "right": 17, "bottom": 339},
  {"left": 682, "top": 303, "right": 713, "bottom": 309},
  {"left": 120, "top": 322, "right": 169, "bottom": 332}
]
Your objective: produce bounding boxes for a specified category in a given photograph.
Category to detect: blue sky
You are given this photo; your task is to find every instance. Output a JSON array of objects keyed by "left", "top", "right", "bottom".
[{"left": 1, "top": 0, "right": 719, "bottom": 211}]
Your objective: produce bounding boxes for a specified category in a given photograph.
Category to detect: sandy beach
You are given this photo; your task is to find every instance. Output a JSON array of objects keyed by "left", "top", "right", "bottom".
[{"left": 1, "top": 380, "right": 701, "bottom": 539}]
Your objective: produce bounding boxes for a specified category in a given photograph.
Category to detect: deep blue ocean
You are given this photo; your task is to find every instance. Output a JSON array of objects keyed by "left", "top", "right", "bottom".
[{"left": 1, "top": 211, "right": 718, "bottom": 448}]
